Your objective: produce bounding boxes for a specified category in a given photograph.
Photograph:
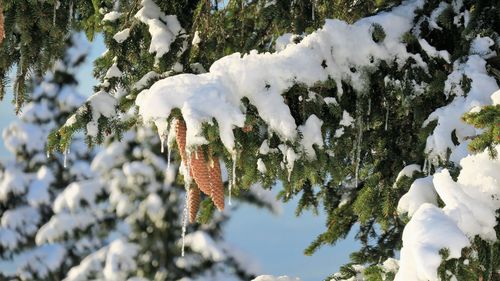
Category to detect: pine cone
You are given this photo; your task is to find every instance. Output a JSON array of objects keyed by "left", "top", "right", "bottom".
[
  {"left": 188, "top": 185, "right": 200, "bottom": 223},
  {"left": 0, "top": 2, "right": 4, "bottom": 45},
  {"left": 190, "top": 147, "right": 212, "bottom": 196},
  {"left": 175, "top": 119, "right": 188, "bottom": 163},
  {"left": 208, "top": 156, "right": 225, "bottom": 211}
]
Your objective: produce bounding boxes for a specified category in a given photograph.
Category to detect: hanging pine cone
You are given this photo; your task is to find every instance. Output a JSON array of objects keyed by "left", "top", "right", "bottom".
[
  {"left": 190, "top": 147, "right": 212, "bottom": 195},
  {"left": 0, "top": 1, "right": 4, "bottom": 45},
  {"left": 188, "top": 184, "right": 201, "bottom": 223},
  {"left": 175, "top": 118, "right": 225, "bottom": 212},
  {"left": 175, "top": 119, "right": 188, "bottom": 163},
  {"left": 208, "top": 156, "right": 225, "bottom": 211}
]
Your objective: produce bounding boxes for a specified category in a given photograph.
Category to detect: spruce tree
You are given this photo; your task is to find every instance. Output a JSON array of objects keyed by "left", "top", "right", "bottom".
[
  {"left": 39, "top": 124, "right": 268, "bottom": 280},
  {"left": 1, "top": 0, "right": 500, "bottom": 280},
  {"left": 0, "top": 34, "right": 94, "bottom": 280}
]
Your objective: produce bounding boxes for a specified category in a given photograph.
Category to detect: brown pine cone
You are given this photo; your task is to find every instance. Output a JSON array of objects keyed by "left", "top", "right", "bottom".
[
  {"left": 188, "top": 185, "right": 200, "bottom": 223},
  {"left": 208, "top": 156, "right": 225, "bottom": 211},
  {"left": 190, "top": 147, "right": 212, "bottom": 196},
  {"left": 175, "top": 119, "right": 188, "bottom": 163}
]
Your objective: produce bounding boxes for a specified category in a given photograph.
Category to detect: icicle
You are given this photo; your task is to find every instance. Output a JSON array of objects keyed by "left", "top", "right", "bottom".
[
  {"left": 53, "top": 4, "right": 56, "bottom": 25},
  {"left": 46, "top": 150, "right": 51, "bottom": 159},
  {"left": 423, "top": 158, "right": 428, "bottom": 174},
  {"left": 53, "top": 1, "right": 60, "bottom": 25},
  {"left": 427, "top": 158, "right": 432, "bottom": 175},
  {"left": 354, "top": 123, "right": 362, "bottom": 188},
  {"left": 167, "top": 146, "right": 171, "bottom": 172},
  {"left": 63, "top": 148, "right": 68, "bottom": 168},
  {"left": 69, "top": 1, "right": 73, "bottom": 19},
  {"left": 181, "top": 193, "right": 188, "bottom": 257},
  {"left": 160, "top": 137, "right": 165, "bottom": 153},
  {"left": 368, "top": 98, "right": 371, "bottom": 116},
  {"left": 166, "top": 121, "right": 176, "bottom": 172},
  {"left": 229, "top": 153, "right": 237, "bottom": 206},
  {"left": 312, "top": 0, "right": 315, "bottom": 21},
  {"left": 384, "top": 106, "right": 389, "bottom": 131}
]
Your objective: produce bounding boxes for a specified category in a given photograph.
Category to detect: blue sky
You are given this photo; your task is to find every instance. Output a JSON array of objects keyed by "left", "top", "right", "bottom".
[{"left": 0, "top": 37, "right": 357, "bottom": 281}]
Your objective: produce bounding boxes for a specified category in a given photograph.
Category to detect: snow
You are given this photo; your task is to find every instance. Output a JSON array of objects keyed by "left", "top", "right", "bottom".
[
  {"left": 257, "top": 158, "right": 267, "bottom": 174},
  {"left": 53, "top": 180, "right": 104, "bottom": 213},
  {"left": 182, "top": 231, "right": 226, "bottom": 262},
  {"left": 339, "top": 110, "right": 354, "bottom": 127},
  {"left": 136, "top": 0, "right": 425, "bottom": 153},
  {"left": 86, "top": 90, "right": 118, "bottom": 137},
  {"left": 424, "top": 55, "right": 499, "bottom": 160},
  {"left": 395, "top": 204, "right": 470, "bottom": 281},
  {"left": 0, "top": 228, "right": 21, "bottom": 250},
  {"left": 36, "top": 212, "right": 97, "bottom": 244},
  {"left": 192, "top": 31, "right": 201, "bottom": 45},
  {"left": 26, "top": 166, "right": 54, "bottom": 206},
  {"left": 323, "top": 97, "right": 338, "bottom": 105},
  {"left": 396, "top": 146, "right": 500, "bottom": 280},
  {"left": 0, "top": 244, "right": 66, "bottom": 279},
  {"left": 492, "top": 89, "right": 500, "bottom": 105},
  {"left": 113, "top": 28, "right": 130, "bottom": 43},
  {"left": 469, "top": 35, "right": 496, "bottom": 59},
  {"left": 435, "top": 147, "right": 500, "bottom": 240},
  {"left": 103, "top": 239, "right": 139, "bottom": 280},
  {"left": 252, "top": 276, "right": 301, "bottom": 281},
  {"left": 395, "top": 164, "right": 421, "bottom": 182},
  {"left": 103, "top": 11, "right": 122, "bottom": 22},
  {"left": 248, "top": 184, "right": 282, "bottom": 214},
  {"left": 397, "top": 176, "right": 437, "bottom": 216},
  {"left": 133, "top": 71, "right": 160, "bottom": 90},
  {"left": 135, "top": 0, "right": 185, "bottom": 59},
  {"left": 418, "top": 38, "right": 450, "bottom": 63},
  {"left": 105, "top": 61, "right": 123, "bottom": 78},
  {"left": 275, "top": 33, "right": 297, "bottom": 52},
  {"left": 3, "top": 123, "right": 47, "bottom": 155},
  {"left": 64, "top": 246, "right": 108, "bottom": 281},
  {"left": 428, "top": 2, "right": 449, "bottom": 31},
  {"left": 298, "top": 115, "right": 324, "bottom": 160},
  {"left": 1, "top": 206, "right": 41, "bottom": 236},
  {"left": 0, "top": 168, "right": 28, "bottom": 202}
]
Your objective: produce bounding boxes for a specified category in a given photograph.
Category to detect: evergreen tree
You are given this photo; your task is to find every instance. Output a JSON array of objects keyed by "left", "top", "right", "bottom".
[
  {"left": 0, "top": 34, "right": 94, "bottom": 280},
  {"left": 39, "top": 123, "right": 268, "bottom": 280},
  {"left": 1, "top": 0, "right": 500, "bottom": 280}
]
